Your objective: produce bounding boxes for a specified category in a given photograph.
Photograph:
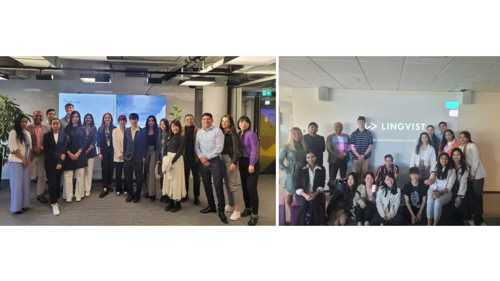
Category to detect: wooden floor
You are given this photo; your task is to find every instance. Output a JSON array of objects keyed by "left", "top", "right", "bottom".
[{"left": 0, "top": 175, "right": 276, "bottom": 226}]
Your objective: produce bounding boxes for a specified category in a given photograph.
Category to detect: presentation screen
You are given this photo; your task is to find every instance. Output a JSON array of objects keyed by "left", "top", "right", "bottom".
[{"left": 59, "top": 93, "right": 167, "bottom": 128}]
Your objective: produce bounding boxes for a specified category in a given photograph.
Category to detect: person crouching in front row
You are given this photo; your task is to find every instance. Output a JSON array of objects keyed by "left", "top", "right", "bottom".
[
  {"left": 327, "top": 172, "right": 357, "bottom": 226},
  {"left": 162, "top": 120, "right": 186, "bottom": 212},
  {"left": 372, "top": 174, "right": 404, "bottom": 225},
  {"left": 294, "top": 152, "right": 326, "bottom": 225}
]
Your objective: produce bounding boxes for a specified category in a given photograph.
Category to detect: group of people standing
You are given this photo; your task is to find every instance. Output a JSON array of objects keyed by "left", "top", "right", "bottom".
[
  {"left": 6, "top": 102, "right": 261, "bottom": 225},
  {"left": 280, "top": 116, "right": 487, "bottom": 226}
]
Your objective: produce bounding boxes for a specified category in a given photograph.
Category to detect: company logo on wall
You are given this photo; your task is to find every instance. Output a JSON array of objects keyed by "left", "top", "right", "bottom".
[{"left": 366, "top": 122, "right": 426, "bottom": 131}]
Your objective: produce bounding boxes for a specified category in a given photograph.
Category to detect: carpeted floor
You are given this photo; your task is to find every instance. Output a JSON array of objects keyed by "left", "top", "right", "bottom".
[{"left": 0, "top": 175, "right": 275, "bottom": 226}]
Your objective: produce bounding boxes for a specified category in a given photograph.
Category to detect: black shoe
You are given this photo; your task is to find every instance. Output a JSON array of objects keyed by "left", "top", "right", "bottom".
[
  {"left": 171, "top": 202, "right": 181, "bottom": 213},
  {"left": 125, "top": 195, "right": 134, "bottom": 202},
  {"left": 13, "top": 210, "right": 23, "bottom": 215},
  {"left": 193, "top": 197, "right": 200, "bottom": 206},
  {"left": 218, "top": 211, "right": 228, "bottom": 224},
  {"left": 143, "top": 193, "right": 149, "bottom": 198},
  {"left": 150, "top": 196, "right": 156, "bottom": 202},
  {"left": 133, "top": 195, "right": 141, "bottom": 203},
  {"left": 241, "top": 208, "right": 251, "bottom": 217},
  {"left": 164, "top": 200, "right": 173, "bottom": 211},
  {"left": 160, "top": 195, "right": 167, "bottom": 203},
  {"left": 181, "top": 196, "right": 188, "bottom": 202},
  {"left": 248, "top": 215, "right": 259, "bottom": 226},
  {"left": 200, "top": 206, "right": 216, "bottom": 214},
  {"left": 99, "top": 189, "right": 109, "bottom": 198},
  {"left": 37, "top": 195, "right": 49, "bottom": 204},
  {"left": 22, "top": 207, "right": 30, "bottom": 212}
]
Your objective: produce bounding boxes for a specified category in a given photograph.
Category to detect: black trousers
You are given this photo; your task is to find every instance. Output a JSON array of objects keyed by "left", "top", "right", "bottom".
[
  {"left": 200, "top": 157, "right": 225, "bottom": 211},
  {"left": 124, "top": 158, "right": 144, "bottom": 197},
  {"left": 371, "top": 208, "right": 405, "bottom": 225},
  {"left": 294, "top": 193, "right": 326, "bottom": 225},
  {"left": 45, "top": 162, "right": 62, "bottom": 204},
  {"left": 354, "top": 202, "right": 376, "bottom": 224},
  {"left": 470, "top": 178, "right": 485, "bottom": 225},
  {"left": 401, "top": 206, "right": 427, "bottom": 225},
  {"left": 101, "top": 146, "right": 114, "bottom": 188},
  {"left": 330, "top": 158, "right": 347, "bottom": 180},
  {"left": 239, "top": 157, "right": 260, "bottom": 215},
  {"left": 114, "top": 162, "right": 124, "bottom": 193},
  {"left": 184, "top": 156, "right": 200, "bottom": 199}
]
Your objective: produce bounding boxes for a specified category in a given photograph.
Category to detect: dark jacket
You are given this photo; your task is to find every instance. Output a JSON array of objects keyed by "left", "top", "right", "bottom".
[
  {"left": 295, "top": 165, "right": 326, "bottom": 193},
  {"left": 63, "top": 126, "right": 87, "bottom": 171},
  {"left": 327, "top": 179, "right": 355, "bottom": 215},
  {"left": 43, "top": 131, "right": 68, "bottom": 168},
  {"left": 83, "top": 126, "right": 98, "bottom": 158},
  {"left": 222, "top": 130, "right": 242, "bottom": 164},
  {"left": 123, "top": 127, "right": 147, "bottom": 161},
  {"left": 97, "top": 125, "right": 116, "bottom": 155}
]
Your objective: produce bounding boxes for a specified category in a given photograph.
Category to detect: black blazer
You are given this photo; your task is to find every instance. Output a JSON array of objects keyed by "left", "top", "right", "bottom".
[
  {"left": 43, "top": 131, "right": 68, "bottom": 168},
  {"left": 296, "top": 165, "right": 326, "bottom": 193}
]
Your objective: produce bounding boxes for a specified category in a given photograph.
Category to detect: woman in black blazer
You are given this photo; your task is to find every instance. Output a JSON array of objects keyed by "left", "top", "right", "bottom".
[
  {"left": 293, "top": 152, "right": 327, "bottom": 225},
  {"left": 43, "top": 118, "right": 68, "bottom": 216}
]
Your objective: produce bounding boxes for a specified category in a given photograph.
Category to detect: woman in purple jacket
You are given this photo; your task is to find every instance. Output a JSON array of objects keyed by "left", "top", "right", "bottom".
[{"left": 237, "top": 116, "right": 260, "bottom": 226}]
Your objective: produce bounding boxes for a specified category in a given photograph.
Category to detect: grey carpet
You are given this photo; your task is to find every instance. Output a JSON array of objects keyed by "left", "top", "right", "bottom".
[{"left": 0, "top": 175, "right": 275, "bottom": 226}]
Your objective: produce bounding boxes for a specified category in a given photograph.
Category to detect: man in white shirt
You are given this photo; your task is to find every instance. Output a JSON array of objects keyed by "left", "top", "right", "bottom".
[{"left": 195, "top": 112, "right": 227, "bottom": 224}]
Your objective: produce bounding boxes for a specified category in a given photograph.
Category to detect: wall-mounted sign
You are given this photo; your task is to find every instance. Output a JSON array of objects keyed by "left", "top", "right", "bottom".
[
  {"left": 366, "top": 122, "right": 427, "bottom": 131},
  {"left": 262, "top": 88, "right": 273, "bottom": 97}
]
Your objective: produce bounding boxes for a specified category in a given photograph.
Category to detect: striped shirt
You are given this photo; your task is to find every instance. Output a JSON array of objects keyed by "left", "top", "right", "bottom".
[{"left": 350, "top": 129, "right": 373, "bottom": 158}]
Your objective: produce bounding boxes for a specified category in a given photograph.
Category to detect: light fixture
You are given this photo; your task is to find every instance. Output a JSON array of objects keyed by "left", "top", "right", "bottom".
[
  {"left": 80, "top": 73, "right": 111, "bottom": 83},
  {"left": 179, "top": 77, "right": 216, "bottom": 86},
  {"left": 147, "top": 77, "right": 163, "bottom": 84},
  {"left": 0, "top": 73, "right": 9, "bottom": 80},
  {"left": 36, "top": 73, "right": 54, "bottom": 80}
]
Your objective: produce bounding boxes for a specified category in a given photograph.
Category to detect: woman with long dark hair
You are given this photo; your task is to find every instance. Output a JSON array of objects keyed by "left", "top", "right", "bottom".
[
  {"left": 145, "top": 115, "right": 161, "bottom": 201},
  {"left": 157, "top": 118, "right": 170, "bottom": 202},
  {"left": 43, "top": 118, "right": 67, "bottom": 215},
  {"left": 7, "top": 115, "right": 32, "bottom": 214},
  {"left": 327, "top": 172, "right": 357, "bottom": 225},
  {"left": 63, "top": 111, "right": 87, "bottom": 202},
  {"left": 97, "top": 112, "right": 115, "bottom": 198},
  {"left": 410, "top": 132, "right": 437, "bottom": 180},
  {"left": 162, "top": 119, "right": 186, "bottom": 212},
  {"left": 439, "top": 129, "right": 460, "bottom": 156},
  {"left": 459, "top": 130, "right": 486, "bottom": 225},
  {"left": 83, "top": 113, "right": 97, "bottom": 197},
  {"left": 451, "top": 147, "right": 469, "bottom": 225},
  {"left": 373, "top": 174, "right": 402, "bottom": 225},
  {"left": 220, "top": 114, "right": 242, "bottom": 221},
  {"left": 426, "top": 152, "right": 456, "bottom": 225},
  {"left": 353, "top": 172, "right": 377, "bottom": 225},
  {"left": 238, "top": 116, "right": 261, "bottom": 225}
]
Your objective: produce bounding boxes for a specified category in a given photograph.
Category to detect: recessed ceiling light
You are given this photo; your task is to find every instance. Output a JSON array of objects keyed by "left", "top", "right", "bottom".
[
  {"left": 80, "top": 73, "right": 111, "bottom": 83},
  {"left": 179, "top": 77, "right": 216, "bottom": 86}
]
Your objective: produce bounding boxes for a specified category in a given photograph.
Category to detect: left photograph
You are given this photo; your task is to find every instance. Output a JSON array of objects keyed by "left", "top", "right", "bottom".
[{"left": 0, "top": 56, "right": 276, "bottom": 225}]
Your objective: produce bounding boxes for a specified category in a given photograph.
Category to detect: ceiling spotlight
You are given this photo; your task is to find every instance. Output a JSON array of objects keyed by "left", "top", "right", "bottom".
[
  {"left": 179, "top": 77, "right": 216, "bottom": 86},
  {"left": 80, "top": 73, "right": 111, "bottom": 83},
  {"left": 36, "top": 73, "right": 54, "bottom": 80},
  {"left": 0, "top": 73, "right": 9, "bottom": 80}
]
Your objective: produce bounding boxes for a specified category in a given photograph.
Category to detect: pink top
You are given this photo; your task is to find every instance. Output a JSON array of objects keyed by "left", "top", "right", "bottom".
[{"left": 442, "top": 140, "right": 460, "bottom": 157}]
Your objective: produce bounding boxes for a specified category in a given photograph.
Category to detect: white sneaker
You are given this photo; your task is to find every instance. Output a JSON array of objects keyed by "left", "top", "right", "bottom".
[
  {"left": 465, "top": 220, "right": 474, "bottom": 226},
  {"left": 66, "top": 198, "right": 72, "bottom": 203},
  {"left": 85, "top": 191, "right": 91, "bottom": 197},
  {"left": 225, "top": 205, "right": 234, "bottom": 213},
  {"left": 357, "top": 221, "right": 362, "bottom": 226},
  {"left": 76, "top": 197, "right": 81, "bottom": 202},
  {"left": 364, "top": 221, "right": 370, "bottom": 226},
  {"left": 116, "top": 192, "right": 121, "bottom": 196},
  {"left": 230, "top": 211, "right": 241, "bottom": 221},
  {"left": 52, "top": 204, "right": 60, "bottom": 216}
]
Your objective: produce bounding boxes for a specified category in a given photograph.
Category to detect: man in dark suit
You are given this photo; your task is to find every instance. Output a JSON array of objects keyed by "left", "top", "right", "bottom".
[
  {"left": 123, "top": 113, "right": 147, "bottom": 203},
  {"left": 294, "top": 152, "right": 327, "bottom": 225}
]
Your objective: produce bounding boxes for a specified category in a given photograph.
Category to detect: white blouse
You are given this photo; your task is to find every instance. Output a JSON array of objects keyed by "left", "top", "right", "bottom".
[
  {"left": 7, "top": 129, "right": 32, "bottom": 163},
  {"left": 112, "top": 127, "right": 125, "bottom": 163},
  {"left": 410, "top": 144, "right": 436, "bottom": 169},
  {"left": 460, "top": 143, "right": 486, "bottom": 180}
]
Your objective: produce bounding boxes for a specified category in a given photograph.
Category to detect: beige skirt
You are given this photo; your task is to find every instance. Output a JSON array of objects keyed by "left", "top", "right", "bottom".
[{"left": 162, "top": 152, "right": 186, "bottom": 201}]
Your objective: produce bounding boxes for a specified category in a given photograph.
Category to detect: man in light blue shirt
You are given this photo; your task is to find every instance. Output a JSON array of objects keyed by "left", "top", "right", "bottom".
[{"left": 195, "top": 112, "right": 228, "bottom": 224}]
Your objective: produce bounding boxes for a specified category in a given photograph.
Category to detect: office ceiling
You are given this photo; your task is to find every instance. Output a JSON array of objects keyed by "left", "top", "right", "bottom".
[
  {"left": 0, "top": 56, "right": 275, "bottom": 87},
  {"left": 280, "top": 57, "right": 500, "bottom": 92}
]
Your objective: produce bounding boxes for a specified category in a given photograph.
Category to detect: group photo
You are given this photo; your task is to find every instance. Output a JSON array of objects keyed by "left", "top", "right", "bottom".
[
  {"left": 279, "top": 56, "right": 500, "bottom": 226},
  {"left": 0, "top": 56, "right": 276, "bottom": 225}
]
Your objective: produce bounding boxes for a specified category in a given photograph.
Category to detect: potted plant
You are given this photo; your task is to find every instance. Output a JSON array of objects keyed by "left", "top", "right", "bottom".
[
  {"left": 168, "top": 104, "right": 183, "bottom": 121},
  {"left": 0, "top": 95, "right": 28, "bottom": 183}
]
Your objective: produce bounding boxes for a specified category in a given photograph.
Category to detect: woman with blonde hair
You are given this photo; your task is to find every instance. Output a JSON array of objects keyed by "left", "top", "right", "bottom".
[{"left": 279, "top": 127, "right": 307, "bottom": 225}]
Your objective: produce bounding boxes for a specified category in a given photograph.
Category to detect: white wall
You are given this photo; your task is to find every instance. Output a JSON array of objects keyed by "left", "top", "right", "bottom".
[
  {"left": 280, "top": 87, "right": 462, "bottom": 181},
  {"left": 202, "top": 86, "right": 227, "bottom": 124}
]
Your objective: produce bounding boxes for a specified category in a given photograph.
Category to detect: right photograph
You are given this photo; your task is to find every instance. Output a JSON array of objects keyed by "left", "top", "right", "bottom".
[{"left": 278, "top": 56, "right": 499, "bottom": 226}]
